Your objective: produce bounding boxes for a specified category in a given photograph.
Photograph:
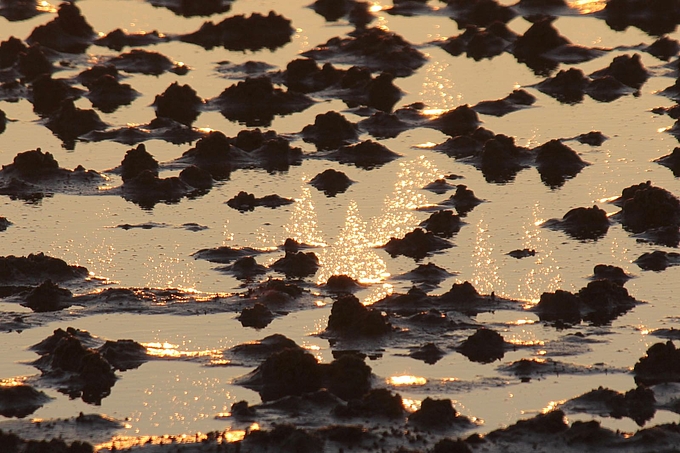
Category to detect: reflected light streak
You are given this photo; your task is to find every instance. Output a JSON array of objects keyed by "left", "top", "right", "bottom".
[
  {"left": 567, "top": 0, "right": 606, "bottom": 13},
  {"left": 388, "top": 375, "right": 427, "bottom": 386},
  {"left": 144, "top": 342, "right": 221, "bottom": 360},
  {"left": 420, "top": 59, "right": 459, "bottom": 110},
  {"left": 402, "top": 398, "right": 420, "bottom": 412}
]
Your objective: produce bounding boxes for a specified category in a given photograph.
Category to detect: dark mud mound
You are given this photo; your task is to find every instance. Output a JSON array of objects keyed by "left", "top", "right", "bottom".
[
  {"left": 614, "top": 181, "right": 680, "bottom": 233},
  {"left": 326, "top": 294, "right": 393, "bottom": 336},
  {"left": 301, "top": 111, "right": 359, "bottom": 150},
  {"left": 0, "top": 253, "right": 88, "bottom": 285},
  {"left": 392, "top": 262, "right": 455, "bottom": 288},
  {"left": 323, "top": 275, "right": 363, "bottom": 293},
  {"left": 0, "top": 384, "right": 52, "bottom": 418},
  {"left": 634, "top": 250, "right": 680, "bottom": 271},
  {"left": 302, "top": 27, "right": 427, "bottom": 77},
  {"left": 237, "top": 302, "right": 274, "bottom": 328},
  {"left": 543, "top": 205, "right": 610, "bottom": 240},
  {"left": 409, "top": 342, "right": 447, "bottom": 364},
  {"left": 423, "top": 178, "right": 458, "bottom": 194},
  {"left": 121, "top": 170, "right": 196, "bottom": 209},
  {"left": 270, "top": 251, "right": 319, "bottom": 278},
  {"left": 383, "top": 227, "right": 453, "bottom": 260},
  {"left": 226, "top": 191, "right": 294, "bottom": 212},
  {"left": 534, "top": 279, "right": 640, "bottom": 325},
  {"left": 440, "top": 184, "right": 484, "bottom": 215},
  {"left": 562, "top": 386, "right": 655, "bottom": 426},
  {"left": 534, "top": 139, "right": 589, "bottom": 187},
  {"left": 438, "top": 23, "right": 517, "bottom": 62},
  {"left": 427, "top": 105, "right": 480, "bottom": 137},
  {"left": 235, "top": 347, "right": 373, "bottom": 402},
  {"left": 592, "top": 264, "right": 631, "bottom": 285},
  {"left": 209, "top": 76, "right": 313, "bottom": 126},
  {"left": 26, "top": 2, "right": 95, "bottom": 54},
  {"left": 334, "top": 388, "right": 405, "bottom": 419},
  {"left": 590, "top": 53, "right": 648, "bottom": 90},
  {"left": 220, "top": 256, "right": 268, "bottom": 280},
  {"left": 31, "top": 329, "right": 119, "bottom": 404},
  {"left": 309, "top": 169, "right": 353, "bottom": 196},
  {"left": 148, "top": 0, "right": 233, "bottom": 17},
  {"left": 228, "top": 334, "right": 302, "bottom": 366},
  {"left": 326, "top": 139, "right": 400, "bottom": 168},
  {"left": 445, "top": 0, "right": 516, "bottom": 28},
  {"left": 507, "top": 248, "right": 535, "bottom": 259},
  {"left": 655, "top": 147, "right": 680, "bottom": 176},
  {"left": 192, "top": 246, "right": 264, "bottom": 264},
  {"left": 420, "top": 210, "right": 462, "bottom": 237},
  {"left": 94, "top": 29, "right": 168, "bottom": 51},
  {"left": 458, "top": 328, "right": 506, "bottom": 363},
  {"left": 30, "top": 74, "right": 84, "bottom": 115},
  {"left": 44, "top": 99, "right": 107, "bottom": 147},
  {"left": 84, "top": 73, "right": 138, "bottom": 113},
  {"left": 180, "top": 11, "right": 293, "bottom": 51},
  {"left": 107, "top": 49, "right": 188, "bottom": 75},
  {"left": 533, "top": 67, "right": 590, "bottom": 103},
  {"left": 635, "top": 341, "right": 680, "bottom": 385},
  {"left": 153, "top": 82, "right": 203, "bottom": 126},
  {"left": 0, "top": 431, "right": 94, "bottom": 453},
  {"left": 21, "top": 279, "right": 73, "bottom": 312},
  {"left": 472, "top": 88, "right": 535, "bottom": 116},
  {"left": 408, "top": 397, "right": 472, "bottom": 428},
  {"left": 116, "top": 144, "right": 159, "bottom": 182},
  {"left": 312, "top": 0, "right": 374, "bottom": 26},
  {"left": 82, "top": 116, "right": 206, "bottom": 146},
  {"left": 598, "top": 0, "right": 680, "bottom": 36},
  {"left": 476, "top": 134, "right": 533, "bottom": 183}
]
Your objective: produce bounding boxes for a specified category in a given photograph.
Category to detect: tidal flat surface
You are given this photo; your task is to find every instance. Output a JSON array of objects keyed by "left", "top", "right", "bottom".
[{"left": 3, "top": 0, "right": 680, "bottom": 451}]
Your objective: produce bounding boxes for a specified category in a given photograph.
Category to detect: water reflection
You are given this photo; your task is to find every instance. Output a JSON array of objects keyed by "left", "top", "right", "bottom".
[
  {"left": 388, "top": 375, "right": 427, "bottom": 386},
  {"left": 567, "top": 0, "right": 606, "bottom": 14}
]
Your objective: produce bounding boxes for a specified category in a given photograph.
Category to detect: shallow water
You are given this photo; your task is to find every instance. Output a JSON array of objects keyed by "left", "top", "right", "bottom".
[{"left": 2, "top": 0, "right": 680, "bottom": 450}]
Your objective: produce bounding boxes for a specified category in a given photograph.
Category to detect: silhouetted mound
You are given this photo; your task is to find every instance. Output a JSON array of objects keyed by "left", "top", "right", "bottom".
[
  {"left": 180, "top": 11, "right": 293, "bottom": 51},
  {"left": 507, "top": 248, "right": 535, "bottom": 259},
  {"left": 534, "top": 139, "right": 588, "bottom": 187},
  {"left": 423, "top": 178, "right": 457, "bottom": 194},
  {"left": 534, "top": 67, "right": 589, "bottom": 103},
  {"left": 45, "top": 99, "right": 107, "bottom": 145},
  {"left": 655, "top": 147, "right": 680, "bottom": 176},
  {"left": 177, "top": 130, "right": 235, "bottom": 178},
  {"left": 0, "top": 384, "right": 51, "bottom": 418},
  {"left": 192, "top": 246, "right": 264, "bottom": 264},
  {"left": 147, "top": 0, "right": 232, "bottom": 17},
  {"left": 395, "top": 262, "right": 454, "bottom": 286},
  {"left": 634, "top": 341, "right": 680, "bottom": 385},
  {"left": 575, "top": 131, "right": 607, "bottom": 146},
  {"left": 335, "top": 388, "right": 405, "bottom": 418},
  {"left": 94, "top": 28, "right": 168, "bottom": 51},
  {"left": 221, "top": 256, "right": 268, "bottom": 280},
  {"left": 312, "top": 0, "right": 372, "bottom": 25},
  {"left": 326, "top": 294, "right": 392, "bottom": 336},
  {"left": 238, "top": 303, "right": 274, "bottom": 328},
  {"left": 17, "top": 43, "right": 53, "bottom": 80},
  {"left": 0, "top": 36, "right": 27, "bottom": 69},
  {"left": 153, "top": 82, "right": 202, "bottom": 126},
  {"left": 477, "top": 134, "right": 532, "bottom": 183},
  {"left": 107, "top": 49, "right": 188, "bottom": 75},
  {"left": 21, "top": 279, "right": 73, "bottom": 312},
  {"left": 302, "top": 27, "right": 427, "bottom": 77},
  {"left": 309, "top": 169, "right": 353, "bottom": 196},
  {"left": 98, "top": 339, "right": 148, "bottom": 371},
  {"left": 410, "top": 342, "right": 446, "bottom": 364},
  {"left": 229, "top": 334, "right": 302, "bottom": 363},
  {"left": 445, "top": 0, "right": 516, "bottom": 28},
  {"left": 77, "top": 64, "right": 119, "bottom": 88},
  {"left": 487, "top": 410, "right": 568, "bottom": 438},
  {"left": 122, "top": 170, "right": 195, "bottom": 208},
  {"left": 301, "top": 111, "right": 359, "bottom": 150},
  {"left": 0, "top": 216, "right": 10, "bottom": 231},
  {"left": 270, "top": 251, "right": 320, "bottom": 277},
  {"left": 428, "top": 105, "right": 480, "bottom": 137},
  {"left": 236, "top": 347, "right": 373, "bottom": 402},
  {"left": 0, "top": 253, "right": 88, "bottom": 285},
  {"left": 615, "top": 181, "right": 680, "bottom": 233},
  {"left": 226, "top": 191, "right": 294, "bottom": 212},
  {"left": 544, "top": 205, "right": 610, "bottom": 240},
  {"left": 646, "top": 36, "right": 680, "bottom": 60},
  {"left": 30, "top": 74, "right": 83, "bottom": 115},
  {"left": 210, "top": 76, "right": 313, "bottom": 126},
  {"left": 473, "top": 88, "right": 535, "bottom": 116},
  {"left": 119, "top": 144, "right": 159, "bottom": 182},
  {"left": 458, "top": 328, "right": 505, "bottom": 363},
  {"left": 83, "top": 118, "right": 206, "bottom": 146},
  {"left": 634, "top": 250, "right": 680, "bottom": 271},
  {"left": 442, "top": 184, "right": 483, "bottom": 215},
  {"left": 408, "top": 397, "right": 470, "bottom": 427},
  {"left": 598, "top": 0, "right": 680, "bottom": 36},
  {"left": 279, "top": 58, "right": 343, "bottom": 93},
  {"left": 324, "top": 275, "right": 362, "bottom": 293},
  {"left": 534, "top": 280, "right": 639, "bottom": 324},
  {"left": 563, "top": 386, "right": 655, "bottom": 426},
  {"left": 31, "top": 329, "right": 117, "bottom": 404},
  {"left": 327, "top": 139, "right": 400, "bottom": 168},
  {"left": 85, "top": 73, "right": 138, "bottom": 113},
  {"left": 513, "top": 16, "right": 568, "bottom": 60},
  {"left": 247, "top": 137, "right": 304, "bottom": 171},
  {"left": 439, "top": 23, "right": 517, "bottom": 61},
  {"left": 384, "top": 228, "right": 452, "bottom": 260},
  {"left": 592, "top": 264, "right": 631, "bottom": 285},
  {"left": 590, "top": 53, "right": 648, "bottom": 90},
  {"left": 420, "top": 210, "right": 462, "bottom": 237},
  {"left": 357, "top": 110, "right": 414, "bottom": 139},
  {"left": 432, "top": 438, "right": 473, "bottom": 453},
  {"left": 26, "top": 2, "right": 95, "bottom": 53}
]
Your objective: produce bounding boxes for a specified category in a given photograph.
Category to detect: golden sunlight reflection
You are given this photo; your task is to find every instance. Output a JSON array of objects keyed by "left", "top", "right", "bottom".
[
  {"left": 471, "top": 219, "right": 504, "bottom": 296},
  {"left": 144, "top": 342, "right": 222, "bottom": 361},
  {"left": 387, "top": 375, "right": 427, "bottom": 386},
  {"left": 567, "top": 0, "right": 606, "bottom": 14},
  {"left": 142, "top": 244, "right": 197, "bottom": 289},
  {"left": 420, "top": 60, "right": 459, "bottom": 110},
  {"left": 542, "top": 400, "right": 565, "bottom": 414},
  {"left": 37, "top": 1, "right": 57, "bottom": 13},
  {"left": 316, "top": 201, "right": 390, "bottom": 285},
  {"left": 284, "top": 186, "right": 326, "bottom": 247},
  {"left": 402, "top": 398, "right": 420, "bottom": 412},
  {"left": 0, "top": 378, "right": 25, "bottom": 387}
]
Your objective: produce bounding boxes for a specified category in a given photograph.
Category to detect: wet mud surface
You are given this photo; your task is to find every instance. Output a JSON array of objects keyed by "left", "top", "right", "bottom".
[{"left": 3, "top": 0, "right": 680, "bottom": 452}]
